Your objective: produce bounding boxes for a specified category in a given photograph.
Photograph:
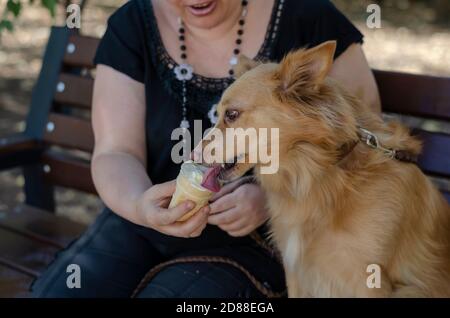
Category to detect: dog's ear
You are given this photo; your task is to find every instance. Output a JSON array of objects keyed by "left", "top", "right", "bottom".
[
  {"left": 233, "top": 55, "right": 260, "bottom": 78},
  {"left": 277, "top": 41, "right": 336, "bottom": 96}
]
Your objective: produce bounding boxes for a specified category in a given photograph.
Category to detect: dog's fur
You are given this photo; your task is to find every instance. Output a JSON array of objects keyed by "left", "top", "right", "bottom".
[{"left": 199, "top": 41, "right": 450, "bottom": 297}]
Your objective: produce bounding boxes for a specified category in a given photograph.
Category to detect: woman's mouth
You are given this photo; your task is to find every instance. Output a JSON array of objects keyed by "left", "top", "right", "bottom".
[{"left": 187, "top": 1, "right": 217, "bottom": 17}]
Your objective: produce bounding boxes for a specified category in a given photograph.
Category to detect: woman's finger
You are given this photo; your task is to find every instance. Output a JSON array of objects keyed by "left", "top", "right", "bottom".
[
  {"left": 149, "top": 180, "right": 177, "bottom": 200},
  {"left": 208, "top": 207, "right": 240, "bottom": 225},
  {"left": 209, "top": 179, "right": 242, "bottom": 202},
  {"left": 164, "top": 206, "right": 209, "bottom": 237},
  {"left": 189, "top": 224, "right": 206, "bottom": 238},
  {"left": 218, "top": 217, "right": 247, "bottom": 232},
  {"left": 154, "top": 200, "right": 195, "bottom": 226},
  {"left": 159, "top": 197, "right": 171, "bottom": 209},
  {"left": 189, "top": 208, "right": 210, "bottom": 237},
  {"left": 209, "top": 193, "right": 236, "bottom": 214}
]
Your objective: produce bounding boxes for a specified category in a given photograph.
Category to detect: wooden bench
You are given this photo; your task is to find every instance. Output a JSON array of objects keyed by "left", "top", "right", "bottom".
[{"left": 0, "top": 26, "right": 449, "bottom": 297}]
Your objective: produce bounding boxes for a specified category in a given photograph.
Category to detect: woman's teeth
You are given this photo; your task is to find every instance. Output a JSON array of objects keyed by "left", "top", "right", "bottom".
[
  {"left": 188, "top": 1, "right": 216, "bottom": 16},
  {"left": 192, "top": 2, "right": 210, "bottom": 8}
]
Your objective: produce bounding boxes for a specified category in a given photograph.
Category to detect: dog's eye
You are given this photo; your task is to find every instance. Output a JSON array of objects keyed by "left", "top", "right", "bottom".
[{"left": 225, "top": 109, "right": 240, "bottom": 123}]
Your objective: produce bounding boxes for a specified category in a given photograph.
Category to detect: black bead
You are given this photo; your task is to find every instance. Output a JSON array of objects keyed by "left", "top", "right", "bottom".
[
  {"left": 242, "top": 0, "right": 248, "bottom": 6},
  {"left": 237, "top": 29, "right": 244, "bottom": 36},
  {"left": 234, "top": 49, "right": 240, "bottom": 55},
  {"left": 179, "top": 35, "right": 185, "bottom": 41},
  {"left": 181, "top": 53, "right": 187, "bottom": 59},
  {"left": 236, "top": 39, "right": 242, "bottom": 45},
  {"left": 179, "top": 28, "right": 185, "bottom": 34},
  {"left": 229, "top": 69, "right": 235, "bottom": 76},
  {"left": 181, "top": 69, "right": 187, "bottom": 75},
  {"left": 239, "top": 19, "right": 245, "bottom": 26},
  {"left": 180, "top": 45, "right": 186, "bottom": 51}
]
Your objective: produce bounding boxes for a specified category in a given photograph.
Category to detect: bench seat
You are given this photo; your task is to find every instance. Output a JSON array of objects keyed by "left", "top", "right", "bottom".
[{"left": 0, "top": 204, "right": 85, "bottom": 297}]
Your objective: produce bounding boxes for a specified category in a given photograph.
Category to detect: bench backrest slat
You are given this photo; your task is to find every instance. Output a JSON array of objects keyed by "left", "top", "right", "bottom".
[
  {"left": 41, "top": 151, "right": 96, "bottom": 194},
  {"left": 374, "top": 70, "right": 450, "bottom": 121},
  {"left": 373, "top": 70, "right": 450, "bottom": 199},
  {"left": 54, "top": 73, "right": 93, "bottom": 109},
  {"left": 414, "top": 130, "right": 450, "bottom": 178},
  {"left": 43, "top": 113, "right": 94, "bottom": 152},
  {"left": 63, "top": 34, "right": 99, "bottom": 68},
  {"left": 444, "top": 192, "right": 450, "bottom": 203}
]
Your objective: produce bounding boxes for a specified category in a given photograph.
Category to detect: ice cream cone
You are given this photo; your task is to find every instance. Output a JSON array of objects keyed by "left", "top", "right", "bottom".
[{"left": 169, "top": 161, "right": 215, "bottom": 222}]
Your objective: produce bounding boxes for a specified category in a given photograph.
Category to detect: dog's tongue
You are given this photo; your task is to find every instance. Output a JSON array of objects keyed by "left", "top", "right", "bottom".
[{"left": 201, "top": 166, "right": 221, "bottom": 192}]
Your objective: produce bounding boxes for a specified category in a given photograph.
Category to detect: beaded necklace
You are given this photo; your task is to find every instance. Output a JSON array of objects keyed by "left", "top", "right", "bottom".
[{"left": 174, "top": 0, "right": 249, "bottom": 130}]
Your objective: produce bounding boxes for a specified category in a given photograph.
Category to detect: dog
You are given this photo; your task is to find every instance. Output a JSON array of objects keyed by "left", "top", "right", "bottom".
[{"left": 195, "top": 41, "right": 450, "bottom": 297}]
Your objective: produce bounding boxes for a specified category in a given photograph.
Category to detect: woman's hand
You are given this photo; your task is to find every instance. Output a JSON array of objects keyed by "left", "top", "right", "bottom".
[
  {"left": 135, "top": 180, "right": 210, "bottom": 238},
  {"left": 207, "top": 180, "right": 269, "bottom": 237}
]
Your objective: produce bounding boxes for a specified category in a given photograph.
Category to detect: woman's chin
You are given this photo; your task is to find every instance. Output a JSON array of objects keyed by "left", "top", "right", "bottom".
[{"left": 183, "top": 16, "right": 221, "bottom": 29}]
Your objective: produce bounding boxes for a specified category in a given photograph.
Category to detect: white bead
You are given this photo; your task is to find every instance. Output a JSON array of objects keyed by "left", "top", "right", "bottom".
[
  {"left": 46, "top": 122, "right": 55, "bottom": 132},
  {"left": 56, "top": 82, "right": 65, "bottom": 92},
  {"left": 208, "top": 104, "right": 219, "bottom": 124},
  {"left": 43, "top": 164, "right": 51, "bottom": 173},
  {"left": 66, "top": 43, "right": 76, "bottom": 54},
  {"left": 180, "top": 120, "right": 190, "bottom": 129},
  {"left": 229, "top": 56, "right": 238, "bottom": 66}
]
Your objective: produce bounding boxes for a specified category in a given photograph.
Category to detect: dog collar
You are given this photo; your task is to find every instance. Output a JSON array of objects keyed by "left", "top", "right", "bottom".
[
  {"left": 357, "top": 127, "right": 418, "bottom": 164},
  {"left": 337, "top": 127, "right": 418, "bottom": 164}
]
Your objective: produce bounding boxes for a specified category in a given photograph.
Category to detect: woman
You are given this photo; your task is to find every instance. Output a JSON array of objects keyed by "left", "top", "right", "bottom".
[{"left": 31, "top": 0, "right": 380, "bottom": 297}]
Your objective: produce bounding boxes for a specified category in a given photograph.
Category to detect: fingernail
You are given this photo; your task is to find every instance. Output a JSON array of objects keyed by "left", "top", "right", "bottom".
[{"left": 186, "top": 202, "right": 194, "bottom": 209}]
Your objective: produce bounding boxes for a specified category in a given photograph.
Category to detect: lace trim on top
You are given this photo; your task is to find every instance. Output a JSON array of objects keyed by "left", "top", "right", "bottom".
[{"left": 140, "top": 0, "right": 286, "bottom": 115}]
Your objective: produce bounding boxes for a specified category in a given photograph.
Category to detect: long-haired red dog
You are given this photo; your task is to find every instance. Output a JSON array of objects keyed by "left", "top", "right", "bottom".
[{"left": 197, "top": 41, "right": 450, "bottom": 297}]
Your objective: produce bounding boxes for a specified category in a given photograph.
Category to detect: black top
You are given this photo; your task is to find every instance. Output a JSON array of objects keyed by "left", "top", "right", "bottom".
[{"left": 94, "top": 0, "right": 363, "bottom": 185}]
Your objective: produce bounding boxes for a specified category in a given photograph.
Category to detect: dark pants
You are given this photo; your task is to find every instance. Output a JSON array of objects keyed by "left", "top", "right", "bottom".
[{"left": 30, "top": 209, "right": 285, "bottom": 298}]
